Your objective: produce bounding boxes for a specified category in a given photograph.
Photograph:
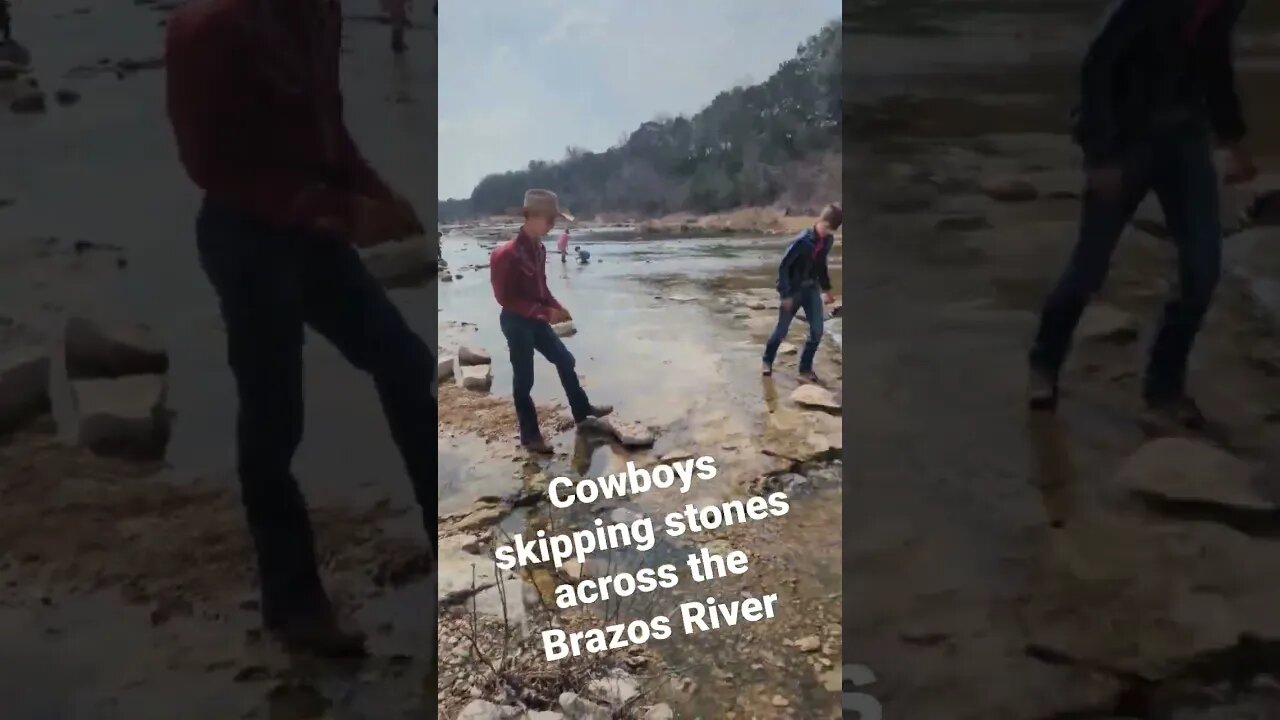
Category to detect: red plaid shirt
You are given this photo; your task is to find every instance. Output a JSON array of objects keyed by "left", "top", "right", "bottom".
[
  {"left": 1187, "top": 0, "right": 1227, "bottom": 43},
  {"left": 490, "top": 230, "right": 564, "bottom": 322},
  {"left": 165, "top": 0, "right": 392, "bottom": 232}
]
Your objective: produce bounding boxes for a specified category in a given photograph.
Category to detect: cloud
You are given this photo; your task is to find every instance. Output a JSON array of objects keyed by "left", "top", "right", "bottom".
[
  {"left": 438, "top": 0, "right": 840, "bottom": 199},
  {"left": 538, "top": 2, "right": 612, "bottom": 46}
]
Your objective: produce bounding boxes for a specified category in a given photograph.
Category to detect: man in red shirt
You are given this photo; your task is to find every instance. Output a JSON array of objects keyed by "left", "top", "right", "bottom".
[
  {"left": 490, "top": 190, "right": 612, "bottom": 453},
  {"left": 165, "top": 0, "right": 434, "bottom": 657}
]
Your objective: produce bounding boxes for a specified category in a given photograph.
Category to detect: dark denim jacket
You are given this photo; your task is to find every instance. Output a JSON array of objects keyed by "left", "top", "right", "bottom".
[
  {"left": 1072, "top": 0, "right": 1246, "bottom": 167},
  {"left": 777, "top": 228, "right": 833, "bottom": 297}
]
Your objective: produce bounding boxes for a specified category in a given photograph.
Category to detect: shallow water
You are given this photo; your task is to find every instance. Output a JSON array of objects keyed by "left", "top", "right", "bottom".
[
  {"left": 441, "top": 232, "right": 789, "bottom": 414},
  {"left": 437, "top": 230, "right": 843, "bottom": 509}
]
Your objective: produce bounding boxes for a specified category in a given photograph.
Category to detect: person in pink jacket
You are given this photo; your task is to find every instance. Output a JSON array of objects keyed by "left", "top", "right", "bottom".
[
  {"left": 556, "top": 228, "right": 570, "bottom": 262},
  {"left": 381, "top": 0, "right": 410, "bottom": 54}
]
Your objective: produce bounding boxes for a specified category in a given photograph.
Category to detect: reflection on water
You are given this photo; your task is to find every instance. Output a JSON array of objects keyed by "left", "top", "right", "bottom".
[
  {"left": 1026, "top": 413, "right": 1077, "bottom": 529},
  {"left": 761, "top": 375, "right": 782, "bottom": 413},
  {"left": 570, "top": 431, "right": 612, "bottom": 478}
]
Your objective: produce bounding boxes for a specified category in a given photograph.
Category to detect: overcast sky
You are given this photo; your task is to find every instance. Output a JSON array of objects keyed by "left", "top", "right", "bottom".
[{"left": 437, "top": 0, "right": 840, "bottom": 200}]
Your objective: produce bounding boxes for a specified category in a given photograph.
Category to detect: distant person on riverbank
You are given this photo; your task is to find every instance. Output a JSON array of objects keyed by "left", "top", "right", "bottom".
[
  {"left": 1027, "top": 0, "right": 1256, "bottom": 430},
  {"left": 490, "top": 189, "right": 613, "bottom": 454},
  {"left": 576, "top": 246, "right": 590, "bottom": 264},
  {"left": 165, "top": 0, "right": 433, "bottom": 658},
  {"left": 762, "top": 203, "right": 841, "bottom": 383},
  {"left": 557, "top": 228, "right": 570, "bottom": 262},
  {"left": 381, "top": 0, "right": 409, "bottom": 54}
]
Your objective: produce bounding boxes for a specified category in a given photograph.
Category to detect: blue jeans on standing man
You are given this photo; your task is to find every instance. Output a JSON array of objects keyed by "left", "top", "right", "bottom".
[
  {"left": 196, "top": 199, "right": 436, "bottom": 626},
  {"left": 763, "top": 284, "right": 825, "bottom": 373},
  {"left": 499, "top": 309, "right": 592, "bottom": 443},
  {"left": 1029, "top": 119, "right": 1221, "bottom": 401}
]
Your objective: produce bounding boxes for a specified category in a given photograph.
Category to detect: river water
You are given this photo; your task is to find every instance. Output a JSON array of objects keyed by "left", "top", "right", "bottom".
[{"left": 438, "top": 230, "right": 843, "bottom": 512}]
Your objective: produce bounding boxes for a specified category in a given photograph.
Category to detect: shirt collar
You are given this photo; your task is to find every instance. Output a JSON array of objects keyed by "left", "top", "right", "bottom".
[{"left": 516, "top": 229, "right": 542, "bottom": 250}]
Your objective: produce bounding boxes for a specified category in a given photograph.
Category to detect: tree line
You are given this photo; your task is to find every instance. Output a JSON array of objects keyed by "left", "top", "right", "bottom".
[{"left": 439, "top": 19, "right": 840, "bottom": 223}]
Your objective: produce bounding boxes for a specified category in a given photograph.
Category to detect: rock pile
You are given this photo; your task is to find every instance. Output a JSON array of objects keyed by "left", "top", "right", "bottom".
[
  {"left": 438, "top": 354, "right": 456, "bottom": 382},
  {"left": 0, "top": 347, "right": 52, "bottom": 435},
  {"left": 576, "top": 417, "right": 655, "bottom": 448},
  {"left": 65, "top": 316, "right": 168, "bottom": 380},
  {"left": 762, "top": 405, "right": 841, "bottom": 462},
  {"left": 0, "top": 315, "right": 173, "bottom": 461},
  {"left": 64, "top": 316, "right": 171, "bottom": 460},
  {"left": 1118, "top": 437, "right": 1267, "bottom": 513},
  {"left": 360, "top": 236, "right": 435, "bottom": 289},
  {"left": 455, "top": 345, "right": 493, "bottom": 393},
  {"left": 454, "top": 679, "right": 671, "bottom": 720},
  {"left": 0, "top": 45, "right": 45, "bottom": 115},
  {"left": 790, "top": 384, "right": 840, "bottom": 411}
]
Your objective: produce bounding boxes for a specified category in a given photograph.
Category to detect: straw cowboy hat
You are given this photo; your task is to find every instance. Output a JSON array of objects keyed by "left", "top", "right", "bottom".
[{"left": 523, "top": 189, "right": 575, "bottom": 223}]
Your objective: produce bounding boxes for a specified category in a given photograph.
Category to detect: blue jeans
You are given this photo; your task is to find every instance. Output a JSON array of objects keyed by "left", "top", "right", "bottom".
[
  {"left": 763, "top": 285, "right": 824, "bottom": 373},
  {"left": 498, "top": 310, "right": 592, "bottom": 443},
  {"left": 1030, "top": 123, "right": 1221, "bottom": 401},
  {"left": 196, "top": 199, "right": 436, "bottom": 622}
]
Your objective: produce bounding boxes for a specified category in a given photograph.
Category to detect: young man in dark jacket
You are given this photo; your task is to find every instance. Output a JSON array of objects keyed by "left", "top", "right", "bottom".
[
  {"left": 1028, "top": 0, "right": 1256, "bottom": 428},
  {"left": 165, "top": 0, "right": 434, "bottom": 657},
  {"left": 763, "top": 203, "right": 841, "bottom": 383}
]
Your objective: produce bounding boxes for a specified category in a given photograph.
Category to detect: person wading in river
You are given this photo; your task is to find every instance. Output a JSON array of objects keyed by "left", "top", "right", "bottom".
[
  {"left": 165, "top": 0, "right": 435, "bottom": 657},
  {"left": 1027, "top": 0, "right": 1256, "bottom": 430},
  {"left": 490, "top": 189, "right": 613, "bottom": 454},
  {"left": 557, "top": 227, "right": 570, "bottom": 262},
  {"left": 762, "top": 203, "right": 841, "bottom": 383},
  {"left": 382, "top": 0, "right": 409, "bottom": 54},
  {"left": 0, "top": 0, "right": 12, "bottom": 43}
]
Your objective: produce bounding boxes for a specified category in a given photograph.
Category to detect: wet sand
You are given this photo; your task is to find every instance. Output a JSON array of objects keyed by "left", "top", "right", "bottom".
[
  {"left": 0, "top": 1, "right": 438, "bottom": 718},
  {"left": 847, "top": 2, "right": 1280, "bottom": 718}
]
